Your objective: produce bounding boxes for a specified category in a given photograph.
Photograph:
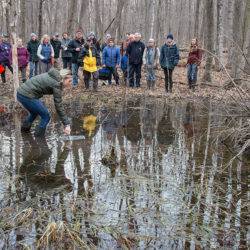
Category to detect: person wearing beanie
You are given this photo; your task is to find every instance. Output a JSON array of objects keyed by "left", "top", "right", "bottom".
[
  {"left": 89, "top": 31, "right": 100, "bottom": 52},
  {"left": 102, "top": 38, "right": 121, "bottom": 86},
  {"left": 143, "top": 38, "right": 160, "bottom": 91},
  {"left": 187, "top": 38, "right": 203, "bottom": 91},
  {"left": 159, "top": 33, "right": 180, "bottom": 93},
  {"left": 9, "top": 38, "right": 29, "bottom": 83},
  {"left": 0, "top": 34, "right": 13, "bottom": 83},
  {"left": 61, "top": 32, "right": 72, "bottom": 70},
  {"left": 68, "top": 29, "right": 85, "bottom": 85},
  {"left": 27, "top": 33, "right": 39, "bottom": 78},
  {"left": 78, "top": 36, "right": 101, "bottom": 92}
]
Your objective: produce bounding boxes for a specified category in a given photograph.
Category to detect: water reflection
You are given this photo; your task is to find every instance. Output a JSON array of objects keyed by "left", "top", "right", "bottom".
[{"left": 0, "top": 97, "right": 249, "bottom": 249}]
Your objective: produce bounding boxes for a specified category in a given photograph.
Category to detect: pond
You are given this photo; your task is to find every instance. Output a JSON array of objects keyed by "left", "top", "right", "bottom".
[{"left": 0, "top": 96, "right": 249, "bottom": 249}]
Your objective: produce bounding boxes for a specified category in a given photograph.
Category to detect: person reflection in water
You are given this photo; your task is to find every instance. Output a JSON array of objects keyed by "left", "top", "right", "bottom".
[{"left": 20, "top": 134, "right": 72, "bottom": 193}]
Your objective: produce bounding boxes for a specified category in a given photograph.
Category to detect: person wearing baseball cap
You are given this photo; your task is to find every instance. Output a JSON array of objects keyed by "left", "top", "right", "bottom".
[
  {"left": 68, "top": 29, "right": 85, "bottom": 85},
  {"left": 0, "top": 33, "right": 13, "bottom": 83},
  {"left": 50, "top": 32, "right": 61, "bottom": 70},
  {"left": 78, "top": 36, "right": 101, "bottom": 92}
]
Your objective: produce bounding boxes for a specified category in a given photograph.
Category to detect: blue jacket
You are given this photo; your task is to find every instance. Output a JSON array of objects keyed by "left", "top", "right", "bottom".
[
  {"left": 159, "top": 42, "right": 180, "bottom": 70},
  {"left": 41, "top": 44, "right": 52, "bottom": 64},
  {"left": 102, "top": 46, "right": 120, "bottom": 68},
  {"left": 126, "top": 41, "right": 145, "bottom": 65},
  {"left": 121, "top": 54, "right": 128, "bottom": 71}
]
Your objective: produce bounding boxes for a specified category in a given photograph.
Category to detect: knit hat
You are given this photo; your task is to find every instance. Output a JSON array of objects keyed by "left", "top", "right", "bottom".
[
  {"left": 108, "top": 38, "right": 114, "bottom": 43},
  {"left": 76, "top": 29, "right": 83, "bottom": 34},
  {"left": 106, "top": 34, "right": 111, "bottom": 38},
  {"left": 89, "top": 31, "right": 95, "bottom": 36},
  {"left": 30, "top": 33, "right": 37, "bottom": 38},
  {"left": 166, "top": 34, "right": 174, "bottom": 40},
  {"left": 2, "top": 34, "right": 8, "bottom": 38},
  {"left": 86, "top": 36, "right": 92, "bottom": 41}
]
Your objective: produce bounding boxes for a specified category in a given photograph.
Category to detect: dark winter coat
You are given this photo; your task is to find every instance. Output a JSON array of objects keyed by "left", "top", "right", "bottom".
[
  {"left": 187, "top": 45, "right": 202, "bottom": 66},
  {"left": 159, "top": 42, "right": 180, "bottom": 70},
  {"left": 102, "top": 46, "right": 120, "bottom": 68},
  {"left": 27, "top": 40, "right": 39, "bottom": 62},
  {"left": 50, "top": 38, "right": 61, "bottom": 59},
  {"left": 126, "top": 40, "right": 145, "bottom": 65},
  {"left": 77, "top": 44, "right": 101, "bottom": 68},
  {"left": 0, "top": 42, "right": 11, "bottom": 64},
  {"left": 17, "top": 68, "right": 70, "bottom": 126},
  {"left": 92, "top": 38, "right": 101, "bottom": 52},
  {"left": 9, "top": 46, "right": 30, "bottom": 67},
  {"left": 101, "top": 41, "right": 108, "bottom": 51},
  {"left": 61, "top": 39, "right": 72, "bottom": 58},
  {"left": 68, "top": 37, "right": 85, "bottom": 63}
]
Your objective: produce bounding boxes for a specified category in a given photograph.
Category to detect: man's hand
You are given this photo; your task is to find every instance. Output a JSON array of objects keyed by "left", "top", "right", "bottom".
[
  {"left": 64, "top": 125, "right": 71, "bottom": 135},
  {"left": 102, "top": 64, "right": 106, "bottom": 68},
  {"left": 76, "top": 48, "right": 80, "bottom": 52}
]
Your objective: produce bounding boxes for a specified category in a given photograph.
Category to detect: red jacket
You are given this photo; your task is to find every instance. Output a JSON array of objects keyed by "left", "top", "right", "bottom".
[{"left": 187, "top": 45, "right": 202, "bottom": 66}]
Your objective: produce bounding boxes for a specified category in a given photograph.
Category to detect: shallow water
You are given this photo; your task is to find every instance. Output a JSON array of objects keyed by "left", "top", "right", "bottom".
[{"left": 0, "top": 96, "right": 249, "bottom": 249}]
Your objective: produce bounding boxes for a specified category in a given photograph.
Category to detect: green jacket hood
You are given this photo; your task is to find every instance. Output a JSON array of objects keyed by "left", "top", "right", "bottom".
[{"left": 48, "top": 68, "right": 62, "bottom": 82}]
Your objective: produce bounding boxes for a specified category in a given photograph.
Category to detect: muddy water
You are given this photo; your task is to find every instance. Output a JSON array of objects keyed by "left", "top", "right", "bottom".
[{"left": 0, "top": 97, "right": 249, "bottom": 249}]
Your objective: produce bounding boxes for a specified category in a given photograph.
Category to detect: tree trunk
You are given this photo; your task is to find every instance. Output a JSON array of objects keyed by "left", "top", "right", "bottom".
[
  {"left": 150, "top": 0, "right": 156, "bottom": 39},
  {"left": 67, "top": 0, "right": 78, "bottom": 36},
  {"left": 244, "top": 40, "right": 250, "bottom": 74},
  {"left": 215, "top": 0, "right": 224, "bottom": 71},
  {"left": 19, "top": 0, "right": 26, "bottom": 41},
  {"left": 9, "top": 0, "right": 19, "bottom": 103},
  {"left": 203, "top": 0, "right": 215, "bottom": 82},
  {"left": 194, "top": 0, "right": 201, "bottom": 39},
  {"left": 227, "top": 0, "right": 234, "bottom": 66},
  {"left": 38, "top": 0, "right": 44, "bottom": 40}
]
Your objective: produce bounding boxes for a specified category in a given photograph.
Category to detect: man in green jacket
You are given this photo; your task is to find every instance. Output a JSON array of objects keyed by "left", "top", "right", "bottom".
[{"left": 17, "top": 68, "right": 72, "bottom": 136}]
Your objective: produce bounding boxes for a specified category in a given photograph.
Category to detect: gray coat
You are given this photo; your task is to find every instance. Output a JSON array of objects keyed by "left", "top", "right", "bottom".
[{"left": 61, "top": 39, "right": 72, "bottom": 58}]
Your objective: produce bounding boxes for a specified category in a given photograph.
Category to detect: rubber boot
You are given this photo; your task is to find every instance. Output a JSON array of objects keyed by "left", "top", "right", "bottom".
[
  {"left": 116, "top": 81, "right": 119, "bottom": 87},
  {"left": 108, "top": 80, "right": 112, "bottom": 86},
  {"left": 21, "top": 121, "right": 32, "bottom": 132},
  {"left": 147, "top": 80, "right": 150, "bottom": 90},
  {"left": 192, "top": 80, "right": 196, "bottom": 92},
  {"left": 169, "top": 81, "right": 173, "bottom": 93},
  {"left": 34, "top": 125, "right": 46, "bottom": 137},
  {"left": 165, "top": 80, "right": 168, "bottom": 93},
  {"left": 1, "top": 75, "right": 6, "bottom": 83},
  {"left": 152, "top": 80, "right": 155, "bottom": 90},
  {"left": 188, "top": 79, "right": 192, "bottom": 89}
]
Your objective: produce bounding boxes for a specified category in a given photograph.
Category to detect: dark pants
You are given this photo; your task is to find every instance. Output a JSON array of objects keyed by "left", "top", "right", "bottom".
[
  {"left": 164, "top": 68, "right": 173, "bottom": 91},
  {"left": 123, "top": 70, "right": 128, "bottom": 83},
  {"left": 62, "top": 57, "right": 72, "bottom": 70},
  {"left": 17, "top": 93, "right": 51, "bottom": 128},
  {"left": 1, "top": 62, "right": 13, "bottom": 83},
  {"left": 129, "top": 63, "right": 142, "bottom": 87},
  {"left": 83, "top": 70, "right": 99, "bottom": 90},
  {"left": 106, "top": 66, "right": 119, "bottom": 85},
  {"left": 29, "top": 61, "right": 39, "bottom": 79}
]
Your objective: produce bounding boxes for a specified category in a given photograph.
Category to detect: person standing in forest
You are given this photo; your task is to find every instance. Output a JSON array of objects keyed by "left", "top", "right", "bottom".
[
  {"left": 0, "top": 34, "right": 13, "bottom": 83},
  {"left": 121, "top": 52, "right": 128, "bottom": 84},
  {"left": 78, "top": 36, "right": 101, "bottom": 92},
  {"left": 126, "top": 33, "right": 145, "bottom": 87},
  {"left": 102, "top": 38, "right": 121, "bottom": 86},
  {"left": 61, "top": 32, "right": 72, "bottom": 70},
  {"left": 27, "top": 33, "right": 39, "bottom": 79},
  {"left": 9, "top": 38, "right": 29, "bottom": 83},
  {"left": 50, "top": 32, "right": 61, "bottom": 70},
  {"left": 160, "top": 34, "right": 179, "bottom": 93},
  {"left": 89, "top": 32, "right": 100, "bottom": 52},
  {"left": 68, "top": 29, "right": 85, "bottom": 85},
  {"left": 143, "top": 38, "right": 160, "bottom": 91},
  {"left": 187, "top": 38, "right": 202, "bottom": 91},
  {"left": 17, "top": 68, "right": 72, "bottom": 136},
  {"left": 101, "top": 34, "right": 111, "bottom": 52},
  {"left": 37, "top": 34, "right": 54, "bottom": 74}
]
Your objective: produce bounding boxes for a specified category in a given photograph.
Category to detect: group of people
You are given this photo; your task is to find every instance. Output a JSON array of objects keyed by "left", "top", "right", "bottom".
[
  {"left": 0, "top": 29, "right": 202, "bottom": 137},
  {"left": 0, "top": 29, "right": 202, "bottom": 92}
]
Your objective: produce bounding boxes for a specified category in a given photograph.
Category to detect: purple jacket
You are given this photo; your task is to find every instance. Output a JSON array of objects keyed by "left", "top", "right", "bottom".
[
  {"left": 0, "top": 42, "right": 12, "bottom": 64},
  {"left": 9, "top": 46, "right": 29, "bottom": 67}
]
